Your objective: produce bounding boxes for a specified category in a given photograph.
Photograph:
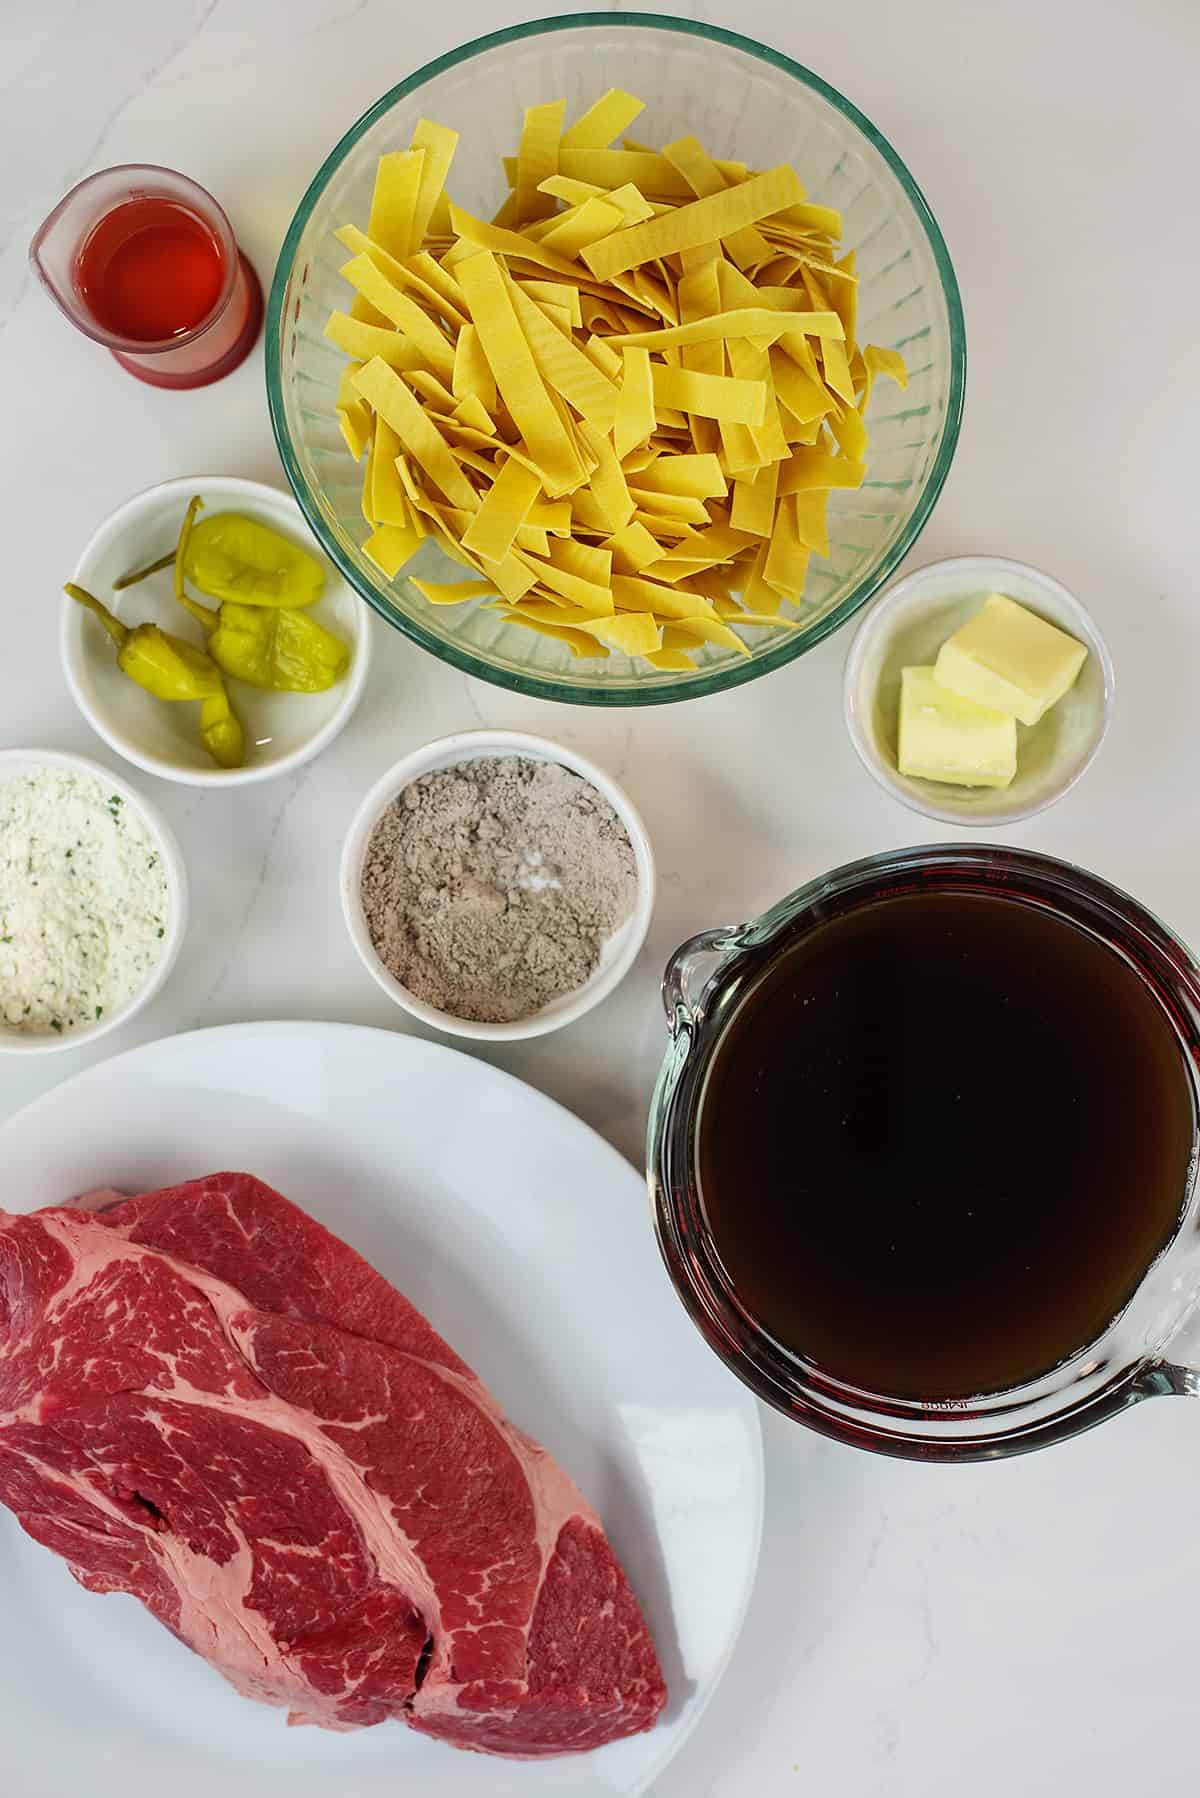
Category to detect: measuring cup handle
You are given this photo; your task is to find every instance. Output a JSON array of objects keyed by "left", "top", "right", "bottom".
[
  {"left": 661, "top": 926, "right": 747, "bottom": 1028},
  {"left": 1131, "top": 1285, "right": 1200, "bottom": 1399},
  {"left": 1141, "top": 1360, "right": 1200, "bottom": 1399}
]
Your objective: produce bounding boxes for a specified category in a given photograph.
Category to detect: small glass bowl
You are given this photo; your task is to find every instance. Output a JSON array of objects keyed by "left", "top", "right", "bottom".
[{"left": 267, "top": 14, "right": 964, "bottom": 706}]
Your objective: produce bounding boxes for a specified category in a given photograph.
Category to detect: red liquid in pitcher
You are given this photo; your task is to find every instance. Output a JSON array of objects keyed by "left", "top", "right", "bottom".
[{"left": 75, "top": 198, "right": 225, "bottom": 342}]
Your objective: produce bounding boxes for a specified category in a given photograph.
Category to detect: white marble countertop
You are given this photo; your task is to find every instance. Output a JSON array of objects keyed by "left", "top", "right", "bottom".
[{"left": 3, "top": 2, "right": 1199, "bottom": 1792}]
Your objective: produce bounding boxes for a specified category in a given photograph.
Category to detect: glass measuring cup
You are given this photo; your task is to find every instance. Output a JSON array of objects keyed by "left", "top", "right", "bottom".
[
  {"left": 30, "top": 165, "right": 262, "bottom": 389},
  {"left": 648, "top": 844, "right": 1200, "bottom": 1461}
]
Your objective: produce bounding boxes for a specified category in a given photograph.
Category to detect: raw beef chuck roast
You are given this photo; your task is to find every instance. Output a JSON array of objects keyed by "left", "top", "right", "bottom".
[{"left": 0, "top": 1173, "right": 666, "bottom": 1755}]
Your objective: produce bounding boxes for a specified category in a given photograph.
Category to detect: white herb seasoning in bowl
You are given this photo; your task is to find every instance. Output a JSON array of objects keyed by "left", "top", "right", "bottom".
[
  {"left": 341, "top": 732, "right": 655, "bottom": 1041},
  {"left": 63, "top": 476, "right": 371, "bottom": 788},
  {"left": 843, "top": 556, "right": 1114, "bottom": 826},
  {"left": 0, "top": 749, "right": 187, "bottom": 1054}
]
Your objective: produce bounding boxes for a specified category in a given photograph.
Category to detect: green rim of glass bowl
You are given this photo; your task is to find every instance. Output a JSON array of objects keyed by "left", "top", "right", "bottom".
[{"left": 266, "top": 11, "right": 966, "bottom": 708}]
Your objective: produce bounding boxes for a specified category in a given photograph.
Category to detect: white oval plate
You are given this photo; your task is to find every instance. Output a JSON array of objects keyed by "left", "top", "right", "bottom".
[{"left": 0, "top": 1022, "right": 762, "bottom": 1798}]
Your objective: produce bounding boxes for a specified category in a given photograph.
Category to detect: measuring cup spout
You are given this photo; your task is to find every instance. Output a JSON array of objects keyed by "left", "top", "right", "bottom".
[{"left": 661, "top": 927, "right": 747, "bottom": 1032}]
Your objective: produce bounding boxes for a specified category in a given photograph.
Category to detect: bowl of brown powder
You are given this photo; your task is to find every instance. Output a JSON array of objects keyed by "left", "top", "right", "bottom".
[{"left": 341, "top": 731, "right": 655, "bottom": 1041}]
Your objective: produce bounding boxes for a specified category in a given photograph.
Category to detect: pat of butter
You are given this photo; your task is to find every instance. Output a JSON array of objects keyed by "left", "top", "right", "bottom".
[
  {"left": 898, "top": 665, "right": 1017, "bottom": 789},
  {"left": 933, "top": 594, "right": 1088, "bottom": 726}
]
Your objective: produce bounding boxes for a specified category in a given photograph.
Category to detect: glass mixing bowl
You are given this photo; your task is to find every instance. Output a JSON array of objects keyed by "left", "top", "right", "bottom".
[{"left": 267, "top": 13, "right": 965, "bottom": 705}]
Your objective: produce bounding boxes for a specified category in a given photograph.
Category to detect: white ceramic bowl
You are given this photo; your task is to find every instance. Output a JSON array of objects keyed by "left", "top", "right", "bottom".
[
  {"left": 0, "top": 748, "right": 187, "bottom": 1055},
  {"left": 341, "top": 731, "right": 656, "bottom": 1042},
  {"left": 63, "top": 476, "right": 371, "bottom": 787},
  {"left": 843, "top": 555, "right": 1115, "bottom": 826}
]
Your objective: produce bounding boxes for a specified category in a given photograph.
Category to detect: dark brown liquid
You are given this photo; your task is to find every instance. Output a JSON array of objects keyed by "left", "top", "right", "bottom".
[{"left": 698, "top": 891, "right": 1195, "bottom": 1399}]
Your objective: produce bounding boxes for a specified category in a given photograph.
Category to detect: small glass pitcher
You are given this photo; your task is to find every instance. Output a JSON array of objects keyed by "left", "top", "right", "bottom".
[
  {"left": 648, "top": 844, "right": 1200, "bottom": 1461},
  {"left": 30, "top": 165, "right": 262, "bottom": 389}
]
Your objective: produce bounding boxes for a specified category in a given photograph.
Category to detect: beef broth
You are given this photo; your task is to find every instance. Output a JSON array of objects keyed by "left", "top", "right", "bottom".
[{"left": 698, "top": 890, "right": 1196, "bottom": 1399}]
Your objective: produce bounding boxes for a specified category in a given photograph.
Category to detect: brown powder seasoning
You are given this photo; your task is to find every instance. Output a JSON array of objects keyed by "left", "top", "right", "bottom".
[{"left": 359, "top": 756, "right": 639, "bottom": 1024}]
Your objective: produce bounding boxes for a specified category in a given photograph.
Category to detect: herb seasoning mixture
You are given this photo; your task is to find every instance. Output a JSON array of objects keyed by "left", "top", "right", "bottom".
[{"left": 0, "top": 768, "right": 170, "bottom": 1036}]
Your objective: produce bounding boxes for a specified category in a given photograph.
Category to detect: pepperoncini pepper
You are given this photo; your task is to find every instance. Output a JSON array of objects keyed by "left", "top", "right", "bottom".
[
  {"left": 173, "top": 496, "right": 349, "bottom": 692},
  {"left": 177, "top": 595, "right": 349, "bottom": 692},
  {"left": 199, "top": 688, "right": 246, "bottom": 768},
  {"left": 212, "top": 603, "right": 349, "bottom": 692},
  {"left": 66, "top": 583, "right": 245, "bottom": 771},
  {"left": 174, "top": 498, "right": 246, "bottom": 769},
  {"left": 183, "top": 512, "right": 326, "bottom": 608},
  {"left": 63, "top": 585, "right": 223, "bottom": 701}
]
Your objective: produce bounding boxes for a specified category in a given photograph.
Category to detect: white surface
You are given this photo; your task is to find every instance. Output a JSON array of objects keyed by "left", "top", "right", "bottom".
[
  {"left": 0, "top": 1021, "right": 762, "bottom": 1798},
  {"left": 340, "top": 729, "right": 656, "bottom": 1041},
  {"left": 1, "top": 3, "right": 1198, "bottom": 1796},
  {"left": 65, "top": 476, "right": 371, "bottom": 785},
  {"left": 0, "top": 748, "right": 187, "bottom": 1055},
  {"left": 844, "top": 556, "right": 1113, "bottom": 825}
]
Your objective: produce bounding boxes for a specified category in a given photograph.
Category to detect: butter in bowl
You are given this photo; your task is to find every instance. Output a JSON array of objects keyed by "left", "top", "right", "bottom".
[{"left": 843, "top": 556, "right": 1114, "bottom": 825}]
